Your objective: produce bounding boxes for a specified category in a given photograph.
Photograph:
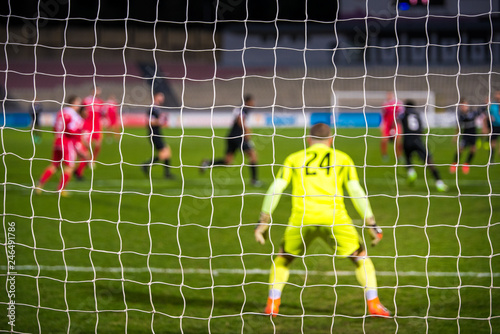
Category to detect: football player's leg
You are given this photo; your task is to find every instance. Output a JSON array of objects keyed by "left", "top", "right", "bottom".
[
  {"left": 211, "top": 139, "right": 236, "bottom": 166},
  {"left": 352, "top": 249, "right": 391, "bottom": 317},
  {"left": 58, "top": 165, "right": 73, "bottom": 191},
  {"left": 333, "top": 222, "right": 391, "bottom": 317},
  {"left": 266, "top": 225, "right": 313, "bottom": 316},
  {"left": 224, "top": 138, "right": 239, "bottom": 165},
  {"left": 39, "top": 147, "right": 62, "bottom": 189},
  {"left": 158, "top": 143, "right": 172, "bottom": 178},
  {"left": 244, "top": 143, "right": 259, "bottom": 185},
  {"left": 266, "top": 253, "right": 292, "bottom": 316},
  {"left": 404, "top": 144, "right": 417, "bottom": 184},
  {"left": 38, "top": 164, "right": 57, "bottom": 190},
  {"left": 58, "top": 144, "right": 76, "bottom": 191},
  {"left": 76, "top": 133, "right": 92, "bottom": 177},
  {"left": 330, "top": 223, "right": 377, "bottom": 295},
  {"left": 380, "top": 123, "right": 388, "bottom": 158},
  {"left": 466, "top": 138, "right": 476, "bottom": 165},
  {"left": 395, "top": 128, "right": 403, "bottom": 158},
  {"left": 92, "top": 134, "right": 102, "bottom": 160},
  {"left": 268, "top": 226, "right": 301, "bottom": 299}
]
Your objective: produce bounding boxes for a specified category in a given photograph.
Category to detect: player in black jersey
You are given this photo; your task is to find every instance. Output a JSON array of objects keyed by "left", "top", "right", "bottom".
[
  {"left": 201, "top": 95, "right": 260, "bottom": 186},
  {"left": 450, "top": 98, "right": 482, "bottom": 174},
  {"left": 142, "top": 92, "right": 173, "bottom": 179},
  {"left": 399, "top": 100, "right": 448, "bottom": 192}
]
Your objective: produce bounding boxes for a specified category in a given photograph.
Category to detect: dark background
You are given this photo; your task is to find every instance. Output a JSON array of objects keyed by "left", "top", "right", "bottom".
[{"left": 0, "top": 0, "right": 450, "bottom": 24}]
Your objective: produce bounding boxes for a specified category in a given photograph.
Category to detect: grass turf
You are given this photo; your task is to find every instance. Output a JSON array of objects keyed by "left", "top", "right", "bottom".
[{"left": 0, "top": 126, "right": 499, "bottom": 333}]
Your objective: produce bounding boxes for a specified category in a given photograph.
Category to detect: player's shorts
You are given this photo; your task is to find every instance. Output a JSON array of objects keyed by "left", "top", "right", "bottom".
[
  {"left": 282, "top": 222, "right": 362, "bottom": 258},
  {"left": 381, "top": 121, "right": 401, "bottom": 138},
  {"left": 51, "top": 141, "right": 76, "bottom": 168},
  {"left": 491, "top": 126, "right": 500, "bottom": 140},
  {"left": 459, "top": 134, "right": 477, "bottom": 148},
  {"left": 404, "top": 137, "right": 429, "bottom": 162},
  {"left": 151, "top": 134, "right": 165, "bottom": 150},
  {"left": 226, "top": 137, "right": 252, "bottom": 154}
]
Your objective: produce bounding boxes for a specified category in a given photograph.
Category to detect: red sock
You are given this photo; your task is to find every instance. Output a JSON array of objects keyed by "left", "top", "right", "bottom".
[
  {"left": 39, "top": 167, "right": 55, "bottom": 186},
  {"left": 76, "top": 161, "right": 86, "bottom": 177},
  {"left": 92, "top": 145, "right": 101, "bottom": 160},
  {"left": 58, "top": 172, "right": 72, "bottom": 191}
]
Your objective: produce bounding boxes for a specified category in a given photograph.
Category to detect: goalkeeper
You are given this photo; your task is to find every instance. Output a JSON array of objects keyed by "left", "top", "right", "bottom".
[{"left": 255, "top": 123, "right": 390, "bottom": 317}]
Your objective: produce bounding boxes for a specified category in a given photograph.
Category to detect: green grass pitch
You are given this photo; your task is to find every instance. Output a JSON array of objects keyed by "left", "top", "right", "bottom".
[{"left": 0, "top": 126, "right": 499, "bottom": 333}]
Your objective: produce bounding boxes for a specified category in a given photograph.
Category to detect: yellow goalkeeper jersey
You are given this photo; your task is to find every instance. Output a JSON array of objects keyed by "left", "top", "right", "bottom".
[{"left": 276, "top": 143, "right": 359, "bottom": 226}]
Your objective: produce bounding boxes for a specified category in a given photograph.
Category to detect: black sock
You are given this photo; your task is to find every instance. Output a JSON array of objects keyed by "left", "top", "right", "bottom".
[
  {"left": 164, "top": 159, "right": 171, "bottom": 176},
  {"left": 250, "top": 163, "right": 258, "bottom": 181},
  {"left": 213, "top": 158, "right": 225, "bottom": 165},
  {"left": 144, "top": 156, "right": 159, "bottom": 165},
  {"left": 430, "top": 165, "right": 441, "bottom": 181},
  {"left": 453, "top": 153, "right": 458, "bottom": 164},
  {"left": 466, "top": 151, "right": 475, "bottom": 164}
]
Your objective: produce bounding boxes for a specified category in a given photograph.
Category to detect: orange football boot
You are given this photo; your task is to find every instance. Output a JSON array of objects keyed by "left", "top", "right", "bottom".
[{"left": 265, "top": 297, "right": 280, "bottom": 317}]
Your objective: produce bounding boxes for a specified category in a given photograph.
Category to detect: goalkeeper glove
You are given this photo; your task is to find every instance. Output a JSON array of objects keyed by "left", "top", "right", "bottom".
[
  {"left": 365, "top": 216, "right": 383, "bottom": 247},
  {"left": 255, "top": 212, "right": 270, "bottom": 245}
]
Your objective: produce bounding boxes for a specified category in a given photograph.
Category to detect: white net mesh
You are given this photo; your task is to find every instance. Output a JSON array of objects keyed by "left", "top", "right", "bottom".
[{"left": 0, "top": 0, "right": 499, "bottom": 332}]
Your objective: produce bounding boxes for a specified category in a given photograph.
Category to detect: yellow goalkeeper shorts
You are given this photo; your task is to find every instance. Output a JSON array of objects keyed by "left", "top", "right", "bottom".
[{"left": 282, "top": 222, "right": 362, "bottom": 258}]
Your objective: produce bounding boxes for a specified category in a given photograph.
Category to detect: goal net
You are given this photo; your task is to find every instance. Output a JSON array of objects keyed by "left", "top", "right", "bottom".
[{"left": 1, "top": 0, "right": 499, "bottom": 333}]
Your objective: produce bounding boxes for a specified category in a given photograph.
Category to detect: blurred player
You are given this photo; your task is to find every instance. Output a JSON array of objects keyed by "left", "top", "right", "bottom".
[
  {"left": 36, "top": 96, "right": 89, "bottom": 195},
  {"left": 399, "top": 100, "right": 448, "bottom": 191},
  {"left": 75, "top": 86, "right": 105, "bottom": 179},
  {"left": 201, "top": 94, "right": 260, "bottom": 186},
  {"left": 487, "top": 90, "right": 500, "bottom": 163},
  {"left": 142, "top": 92, "right": 173, "bottom": 179},
  {"left": 450, "top": 98, "right": 483, "bottom": 174},
  {"left": 380, "top": 91, "right": 404, "bottom": 161},
  {"left": 476, "top": 97, "right": 490, "bottom": 150},
  {"left": 104, "top": 95, "right": 120, "bottom": 141},
  {"left": 30, "top": 100, "right": 43, "bottom": 144},
  {"left": 254, "top": 123, "right": 390, "bottom": 318}
]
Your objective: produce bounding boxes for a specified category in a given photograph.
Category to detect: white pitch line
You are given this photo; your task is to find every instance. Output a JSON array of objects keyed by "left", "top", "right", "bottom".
[{"left": 1, "top": 265, "right": 497, "bottom": 278}]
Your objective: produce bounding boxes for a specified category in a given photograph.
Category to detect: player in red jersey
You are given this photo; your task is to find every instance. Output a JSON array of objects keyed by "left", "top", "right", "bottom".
[
  {"left": 36, "top": 96, "right": 89, "bottom": 195},
  {"left": 104, "top": 95, "right": 120, "bottom": 140},
  {"left": 380, "top": 91, "right": 404, "bottom": 160},
  {"left": 75, "top": 86, "right": 105, "bottom": 179}
]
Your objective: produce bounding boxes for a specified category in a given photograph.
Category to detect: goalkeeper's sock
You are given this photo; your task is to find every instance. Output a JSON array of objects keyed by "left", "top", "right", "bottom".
[
  {"left": 57, "top": 172, "right": 72, "bottom": 191},
  {"left": 269, "top": 255, "right": 290, "bottom": 298},
  {"left": 354, "top": 256, "right": 378, "bottom": 301},
  {"left": 39, "top": 167, "right": 55, "bottom": 186}
]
